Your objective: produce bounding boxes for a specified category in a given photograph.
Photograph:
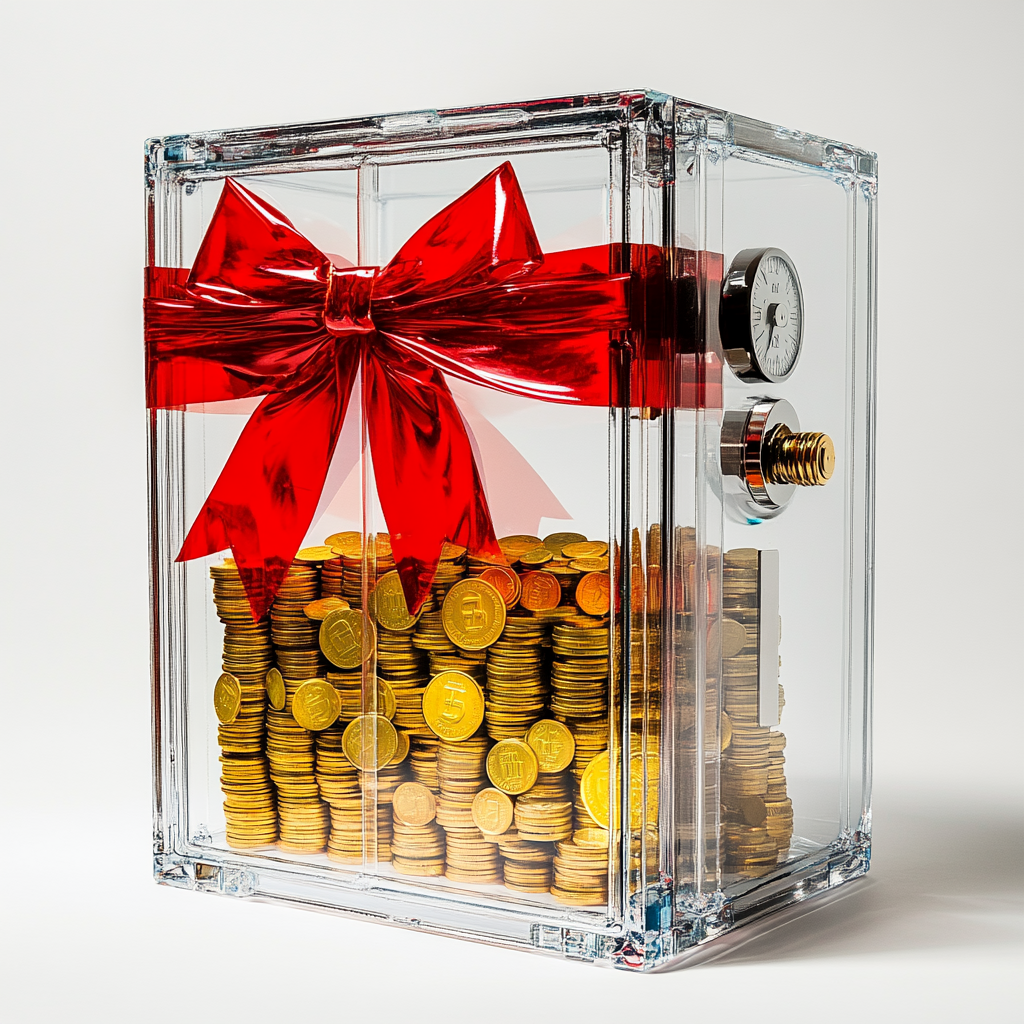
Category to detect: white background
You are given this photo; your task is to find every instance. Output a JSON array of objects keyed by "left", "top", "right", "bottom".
[{"left": 1, "top": 2, "right": 1021, "bottom": 1020}]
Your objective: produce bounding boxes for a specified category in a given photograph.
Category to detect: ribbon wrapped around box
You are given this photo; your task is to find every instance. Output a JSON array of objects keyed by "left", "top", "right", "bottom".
[{"left": 145, "top": 161, "right": 719, "bottom": 619}]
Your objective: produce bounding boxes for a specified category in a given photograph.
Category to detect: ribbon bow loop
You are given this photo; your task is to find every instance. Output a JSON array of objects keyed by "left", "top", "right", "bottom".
[{"left": 145, "top": 161, "right": 640, "bottom": 620}]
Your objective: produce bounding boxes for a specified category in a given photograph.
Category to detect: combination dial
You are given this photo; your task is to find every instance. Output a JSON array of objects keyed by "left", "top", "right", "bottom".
[{"left": 720, "top": 247, "right": 804, "bottom": 383}]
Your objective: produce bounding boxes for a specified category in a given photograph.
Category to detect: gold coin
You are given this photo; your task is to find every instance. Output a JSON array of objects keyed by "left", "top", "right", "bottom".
[
  {"left": 562, "top": 540, "right": 608, "bottom": 558},
  {"left": 478, "top": 565, "right": 521, "bottom": 609},
  {"left": 342, "top": 715, "right": 398, "bottom": 770},
  {"left": 213, "top": 672, "right": 242, "bottom": 724},
  {"left": 518, "top": 546, "right": 553, "bottom": 567},
  {"left": 575, "top": 571, "right": 611, "bottom": 616},
  {"left": 371, "top": 570, "right": 421, "bottom": 631},
  {"left": 393, "top": 782, "right": 436, "bottom": 826},
  {"left": 388, "top": 728, "right": 410, "bottom": 766},
  {"left": 721, "top": 712, "right": 733, "bottom": 752},
  {"left": 542, "top": 532, "right": 586, "bottom": 557},
  {"left": 303, "top": 597, "right": 350, "bottom": 621},
  {"left": 721, "top": 617, "right": 748, "bottom": 659},
  {"left": 573, "top": 828, "right": 610, "bottom": 850},
  {"left": 486, "top": 739, "right": 540, "bottom": 795},
  {"left": 580, "top": 749, "right": 611, "bottom": 828},
  {"left": 326, "top": 531, "right": 363, "bottom": 557},
  {"left": 295, "top": 545, "right": 337, "bottom": 563},
  {"left": 421, "top": 670, "right": 485, "bottom": 741},
  {"left": 525, "top": 719, "right": 576, "bottom": 773},
  {"left": 568, "top": 556, "right": 609, "bottom": 572},
  {"left": 324, "top": 530, "right": 361, "bottom": 547},
  {"left": 264, "top": 667, "right": 286, "bottom": 711},
  {"left": 629, "top": 752, "right": 660, "bottom": 829},
  {"left": 471, "top": 788, "right": 515, "bottom": 835},
  {"left": 292, "top": 678, "right": 341, "bottom": 731},
  {"left": 440, "top": 541, "right": 467, "bottom": 560},
  {"left": 520, "top": 571, "right": 561, "bottom": 611},
  {"left": 441, "top": 578, "right": 505, "bottom": 650},
  {"left": 498, "top": 534, "right": 542, "bottom": 558},
  {"left": 320, "top": 608, "right": 373, "bottom": 669}
]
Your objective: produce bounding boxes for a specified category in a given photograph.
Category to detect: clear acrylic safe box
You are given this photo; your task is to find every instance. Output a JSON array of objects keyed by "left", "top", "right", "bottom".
[{"left": 146, "top": 90, "right": 876, "bottom": 971}]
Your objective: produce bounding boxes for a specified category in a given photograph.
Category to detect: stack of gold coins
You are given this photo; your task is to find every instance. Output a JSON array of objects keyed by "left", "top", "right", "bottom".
[
  {"left": 327, "top": 799, "right": 392, "bottom": 864},
  {"left": 510, "top": 721, "right": 574, "bottom": 845},
  {"left": 392, "top": 782, "right": 445, "bottom": 876},
  {"left": 412, "top": 601, "right": 456, "bottom": 659},
  {"left": 266, "top": 558, "right": 330, "bottom": 851},
  {"left": 718, "top": 550, "right": 782, "bottom": 874},
  {"left": 443, "top": 828, "right": 502, "bottom": 883},
  {"left": 431, "top": 542, "right": 467, "bottom": 604},
  {"left": 540, "top": 532, "right": 589, "bottom": 600},
  {"left": 499, "top": 837, "right": 556, "bottom": 892},
  {"left": 435, "top": 738, "right": 498, "bottom": 881},
  {"left": 271, "top": 554, "right": 325, "bottom": 678},
  {"left": 315, "top": 723, "right": 360, "bottom": 806},
  {"left": 550, "top": 621, "right": 609, "bottom": 830},
  {"left": 214, "top": 667, "right": 276, "bottom": 849},
  {"left": 316, "top": 720, "right": 363, "bottom": 861},
  {"left": 764, "top": 729, "right": 793, "bottom": 854},
  {"left": 551, "top": 834, "right": 609, "bottom": 905},
  {"left": 321, "top": 532, "right": 359, "bottom": 600},
  {"left": 722, "top": 821, "right": 779, "bottom": 876},
  {"left": 373, "top": 739, "right": 409, "bottom": 812},
  {"left": 513, "top": 798, "right": 573, "bottom": 843},
  {"left": 374, "top": 571, "right": 431, "bottom": 744},
  {"left": 485, "top": 632, "right": 546, "bottom": 740},
  {"left": 722, "top": 727, "right": 771, "bottom": 799},
  {"left": 327, "top": 668, "right": 364, "bottom": 722},
  {"left": 409, "top": 737, "right": 440, "bottom": 791},
  {"left": 427, "top": 650, "right": 483, "bottom": 680},
  {"left": 435, "top": 738, "right": 489, "bottom": 831},
  {"left": 319, "top": 555, "right": 345, "bottom": 600},
  {"left": 325, "top": 714, "right": 399, "bottom": 862},
  {"left": 336, "top": 533, "right": 395, "bottom": 607},
  {"left": 271, "top": 677, "right": 334, "bottom": 852},
  {"left": 210, "top": 560, "right": 278, "bottom": 848}
]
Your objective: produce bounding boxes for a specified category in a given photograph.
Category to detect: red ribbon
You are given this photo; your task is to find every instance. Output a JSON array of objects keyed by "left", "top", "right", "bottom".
[{"left": 145, "top": 162, "right": 682, "bottom": 620}]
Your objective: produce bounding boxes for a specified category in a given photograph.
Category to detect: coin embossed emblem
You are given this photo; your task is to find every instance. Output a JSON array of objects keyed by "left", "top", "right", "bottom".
[
  {"left": 575, "top": 571, "right": 610, "bottom": 616},
  {"left": 372, "top": 570, "right": 421, "bottom": 631},
  {"left": 292, "top": 678, "right": 341, "bottom": 731},
  {"left": 393, "top": 782, "right": 436, "bottom": 826},
  {"left": 525, "top": 719, "right": 576, "bottom": 773},
  {"left": 471, "top": 788, "right": 515, "bottom": 835},
  {"left": 213, "top": 672, "right": 242, "bottom": 724},
  {"left": 519, "top": 571, "right": 561, "bottom": 611},
  {"left": 342, "top": 714, "right": 398, "bottom": 770},
  {"left": 486, "top": 739, "right": 539, "bottom": 795},
  {"left": 441, "top": 579, "right": 506, "bottom": 650},
  {"left": 422, "top": 670, "right": 485, "bottom": 741},
  {"left": 320, "top": 608, "right": 372, "bottom": 669}
]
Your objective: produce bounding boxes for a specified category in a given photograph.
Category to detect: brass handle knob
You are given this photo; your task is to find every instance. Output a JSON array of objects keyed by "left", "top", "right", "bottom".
[{"left": 763, "top": 428, "right": 835, "bottom": 486}]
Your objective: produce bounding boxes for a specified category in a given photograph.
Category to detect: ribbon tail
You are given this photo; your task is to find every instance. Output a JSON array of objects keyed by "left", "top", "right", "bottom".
[
  {"left": 178, "top": 343, "right": 358, "bottom": 619},
  {"left": 365, "top": 343, "right": 502, "bottom": 614}
]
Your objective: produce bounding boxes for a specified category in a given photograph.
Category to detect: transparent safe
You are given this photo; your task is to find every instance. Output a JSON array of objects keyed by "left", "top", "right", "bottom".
[{"left": 146, "top": 90, "right": 876, "bottom": 970}]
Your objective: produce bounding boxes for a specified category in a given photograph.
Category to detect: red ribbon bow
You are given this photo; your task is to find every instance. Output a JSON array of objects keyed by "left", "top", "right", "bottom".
[{"left": 145, "top": 162, "right": 669, "bottom": 619}]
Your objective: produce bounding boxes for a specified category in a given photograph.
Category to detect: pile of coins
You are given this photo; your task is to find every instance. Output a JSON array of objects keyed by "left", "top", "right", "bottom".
[
  {"left": 208, "top": 528, "right": 798, "bottom": 901},
  {"left": 392, "top": 782, "right": 445, "bottom": 875},
  {"left": 719, "top": 548, "right": 793, "bottom": 876},
  {"left": 211, "top": 560, "right": 277, "bottom": 848}
]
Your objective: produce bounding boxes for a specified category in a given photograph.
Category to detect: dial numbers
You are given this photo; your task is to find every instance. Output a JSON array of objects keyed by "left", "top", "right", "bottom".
[
  {"left": 720, "top": 247, "right": 804, "bottom": 384},
  {"left": 750, "top": 254, "right": 801, "bottom": 380}
]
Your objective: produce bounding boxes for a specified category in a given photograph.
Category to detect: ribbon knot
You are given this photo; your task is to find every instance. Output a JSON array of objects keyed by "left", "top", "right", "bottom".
[
  {"left": 324, "top": 265, "right": 377, "bottom": 336},
  {"left": 145, "top": 161, "right": 674, "bottom": 620}
]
